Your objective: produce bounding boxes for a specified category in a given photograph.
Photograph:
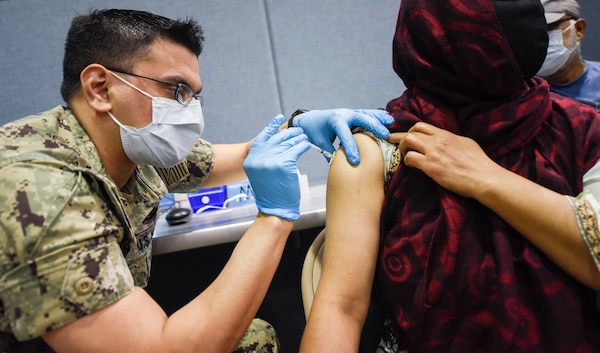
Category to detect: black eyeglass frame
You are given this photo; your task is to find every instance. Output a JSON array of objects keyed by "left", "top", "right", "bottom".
[
  {"left": 547, "top": 17, "right": 578, "bottom": 31},
  {"left": 107, "top": 67, "right": 202, "bottom": 106}
]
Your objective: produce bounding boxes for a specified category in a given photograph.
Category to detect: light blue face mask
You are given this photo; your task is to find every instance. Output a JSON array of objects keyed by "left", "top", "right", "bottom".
[
  {"left": 537, "top": 20, "right": 580, "bottom": 77},
  {"left": 108, "top": 71, "right": 204, "bottom": 168}
]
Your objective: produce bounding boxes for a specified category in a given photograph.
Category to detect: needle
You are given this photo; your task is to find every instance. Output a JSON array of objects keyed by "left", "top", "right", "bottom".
[{"left": 309, "top": 143, "right": 335, "bottom": 160}]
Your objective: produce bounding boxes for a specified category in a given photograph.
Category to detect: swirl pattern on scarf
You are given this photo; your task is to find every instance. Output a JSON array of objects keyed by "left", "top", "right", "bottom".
[{"left": 378, "top": 0, "right": 600, "bottom": 351}]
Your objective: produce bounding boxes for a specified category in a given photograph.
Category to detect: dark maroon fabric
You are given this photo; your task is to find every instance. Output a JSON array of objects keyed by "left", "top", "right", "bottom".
[{"left": 378, "top": 0, "right": 600, "bottom": 352}]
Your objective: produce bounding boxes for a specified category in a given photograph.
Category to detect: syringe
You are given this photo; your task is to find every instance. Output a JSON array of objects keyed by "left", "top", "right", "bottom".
[{"left": 309, "top": 143, "right": 335, "bottom": 160}]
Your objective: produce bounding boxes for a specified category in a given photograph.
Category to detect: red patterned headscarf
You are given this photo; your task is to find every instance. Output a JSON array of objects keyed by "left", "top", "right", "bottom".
[{"left": 378, "top": 0, "right": 600, "bottom": 351}]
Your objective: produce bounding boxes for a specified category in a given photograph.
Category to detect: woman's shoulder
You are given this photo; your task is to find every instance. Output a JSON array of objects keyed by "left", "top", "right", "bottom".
[{"left": 352, "top": 127, "right": 401, "bottom": 183}]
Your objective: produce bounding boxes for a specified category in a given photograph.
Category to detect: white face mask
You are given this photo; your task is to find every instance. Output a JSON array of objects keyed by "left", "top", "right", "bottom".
[
  {"left": 537, "top": 20, "right": 580, "bottom": 77},
  {"left": 108, "top": 72, "right": 204, "bottom": 168}
]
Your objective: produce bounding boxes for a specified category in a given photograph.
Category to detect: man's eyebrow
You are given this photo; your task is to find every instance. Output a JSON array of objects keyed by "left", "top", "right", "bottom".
[{"left": 163, "top": 74, "right": 198, "bottom": 91}]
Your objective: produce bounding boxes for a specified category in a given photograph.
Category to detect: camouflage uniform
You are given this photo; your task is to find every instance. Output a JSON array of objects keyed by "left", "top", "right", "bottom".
[{"left": 0, "top": 106, "right": 279, "bottom": 352}]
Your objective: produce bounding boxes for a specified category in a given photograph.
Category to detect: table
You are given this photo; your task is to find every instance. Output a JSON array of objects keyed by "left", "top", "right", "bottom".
[{"left": 152, "top": 184, "right": 326, "bottom": 255}]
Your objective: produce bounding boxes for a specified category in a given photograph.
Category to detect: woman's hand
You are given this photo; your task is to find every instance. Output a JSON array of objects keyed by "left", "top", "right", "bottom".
[{"left": 400, "top": 122, "right": 504, "bottom": 199}]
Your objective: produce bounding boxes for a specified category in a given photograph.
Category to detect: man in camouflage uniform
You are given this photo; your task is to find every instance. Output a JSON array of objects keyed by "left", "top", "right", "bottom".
[{"left": 0, "top": 8, "right": 394, "bottom": 353}]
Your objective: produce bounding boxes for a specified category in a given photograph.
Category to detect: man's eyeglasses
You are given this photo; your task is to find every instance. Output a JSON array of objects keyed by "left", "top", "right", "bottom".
[
  {"left": 107, "top": 67, "right": 202, "bottom": 106},
  {"left": 547, "top": 17, "right": 577, "bottom": 31}
]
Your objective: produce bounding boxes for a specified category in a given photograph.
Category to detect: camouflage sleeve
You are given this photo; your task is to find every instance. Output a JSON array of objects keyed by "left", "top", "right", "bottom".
[
  {"left": 0, "top": 162, "right": 135, "bottom": 341},
  {"left": 234, "top": 318, "right": 280, "bottom": 353},
  {"left": 154, "top": 138, "right": 214, "bottom": 193}
]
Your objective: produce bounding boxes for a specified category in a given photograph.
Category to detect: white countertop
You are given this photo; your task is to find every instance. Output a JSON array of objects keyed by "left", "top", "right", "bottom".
[{"left": 152, "top": 184, "right": 326, "bottom": 255}]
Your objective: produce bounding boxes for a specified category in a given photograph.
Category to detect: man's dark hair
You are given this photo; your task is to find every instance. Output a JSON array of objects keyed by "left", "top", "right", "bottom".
[{"left": 60, "top": 9, "right": 204, "bottom": 103}]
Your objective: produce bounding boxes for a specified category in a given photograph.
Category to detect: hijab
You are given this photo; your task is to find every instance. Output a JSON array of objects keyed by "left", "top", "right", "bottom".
[{"left": 378, "top": 0, "right": 600, "bottom": 351}]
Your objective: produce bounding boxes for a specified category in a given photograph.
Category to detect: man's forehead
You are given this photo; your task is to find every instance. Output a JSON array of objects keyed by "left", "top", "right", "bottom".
[{"left": 135, "top": 39, "right": 201, "bottom": 86}]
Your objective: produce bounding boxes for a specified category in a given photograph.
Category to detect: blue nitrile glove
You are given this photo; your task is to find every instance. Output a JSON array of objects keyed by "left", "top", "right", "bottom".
[
  {"left": 292, "top": 108, "right": 394, "bottom": 165},
  {"left": 244, "top": 114, "right": 311, "bottom": 221}
]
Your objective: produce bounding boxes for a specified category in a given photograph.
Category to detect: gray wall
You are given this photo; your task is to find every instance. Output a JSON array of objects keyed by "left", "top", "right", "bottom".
[
  {"left": 579, "top": 1, "right": 600, "bottom": 65},
  {"left": 1, "top": 0, "right": 599, "bottom": 184},
  {"left": 0, "top": 0, "right": 404, "bottom": 184}
]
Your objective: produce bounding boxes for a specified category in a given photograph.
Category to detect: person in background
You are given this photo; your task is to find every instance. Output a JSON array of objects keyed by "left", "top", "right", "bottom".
[
  {"left": 299, "top": 0, "right": 600, "bottom": 352},
  {"left": 0, "top": 9, "right": 393, "bottom": 353},
  {"left": 538, "top": 0, "right": 600, "bottom": 111}
]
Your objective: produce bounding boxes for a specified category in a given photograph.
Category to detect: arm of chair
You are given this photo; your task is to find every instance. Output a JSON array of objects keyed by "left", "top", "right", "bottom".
[{"left": 300, "top": 228, "right": 326, "bottom": 319}]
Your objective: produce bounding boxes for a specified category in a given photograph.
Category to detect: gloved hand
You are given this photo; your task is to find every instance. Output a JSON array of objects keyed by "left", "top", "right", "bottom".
[
  {"left": 292, "top": 108, "right": 394, "bottom": 165},
  {"left": 244, "top": 114, "right": 310, "bottom": 221}
]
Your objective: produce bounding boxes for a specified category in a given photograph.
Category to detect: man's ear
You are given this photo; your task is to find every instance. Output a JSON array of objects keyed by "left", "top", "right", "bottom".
[
  {"left": 575, "top": 18, "right": 587, "bottom": 41},
  {"left": 80, "top": 64, "right": 112, "bottom": 113}
]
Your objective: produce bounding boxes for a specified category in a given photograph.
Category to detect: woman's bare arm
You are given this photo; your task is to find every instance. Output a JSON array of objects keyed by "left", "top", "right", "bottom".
[{"left": 300, "top": 133, "right": 385, "bottom": 352}]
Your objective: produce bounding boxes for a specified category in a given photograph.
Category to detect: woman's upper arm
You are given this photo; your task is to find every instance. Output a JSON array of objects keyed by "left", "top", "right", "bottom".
[
  {"left": 300, "top": 133, "right": 386, "bottom": 352},
  {"left": 319, "top": 133, "right": 386, "bottom": 311}
]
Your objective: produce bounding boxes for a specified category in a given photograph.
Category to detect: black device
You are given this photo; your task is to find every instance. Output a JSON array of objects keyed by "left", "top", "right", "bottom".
[{"left": 165, "top": 207, "right": 192, "bottom": 226}]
